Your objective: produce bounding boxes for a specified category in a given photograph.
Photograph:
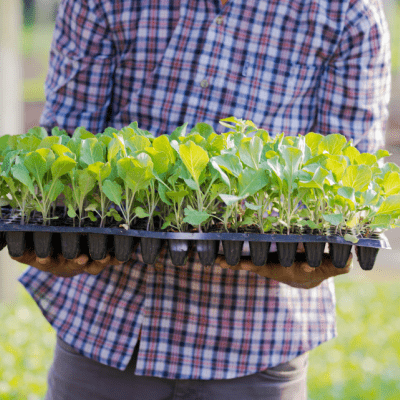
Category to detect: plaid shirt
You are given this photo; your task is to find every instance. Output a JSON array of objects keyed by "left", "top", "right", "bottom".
[{"left": 19, "top": 0, "right": 390, "bottom": 379}]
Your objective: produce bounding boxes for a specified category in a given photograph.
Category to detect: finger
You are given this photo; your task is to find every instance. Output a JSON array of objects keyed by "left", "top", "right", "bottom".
[
  {"left": 299, "top": 262, "right": 314, "bottom": 273},
  {"left": 96, "top": 253, "right": 111, "bottom": 265},
  {"left": 73, "top": 254, "right": 89, "bottom": 267},
  {"left": 36, "top": 256, "right": 53, "bottom": 267},
  {"left": 94, "top": 254, "right": 124, "bottom": 266},
  {"left": 235, "top": 257, "right": 256, "bottom": 271},
  {"left": 108, "top": 256, "right": 125, "bottom": 265},
  {"left": 215, "top": 255, "right": 230, "bottom": 269},
  {"left": 83, "top": 262, "right": 107, "bottom": 275}
]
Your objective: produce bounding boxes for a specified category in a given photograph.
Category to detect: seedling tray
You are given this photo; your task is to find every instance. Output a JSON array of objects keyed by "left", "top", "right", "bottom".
[{"left": 0, "top": 220, "right": 390, "bottom": 270}]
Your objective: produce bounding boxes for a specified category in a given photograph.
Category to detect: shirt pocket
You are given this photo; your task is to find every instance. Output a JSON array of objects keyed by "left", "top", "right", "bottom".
[{"left": 222, "top": 58, "right": 321, "bottom": 133}]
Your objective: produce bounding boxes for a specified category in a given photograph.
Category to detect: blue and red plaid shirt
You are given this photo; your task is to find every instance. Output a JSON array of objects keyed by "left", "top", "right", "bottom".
[{"left": 19, "top": 0, "right": 390, "bottom": 379}]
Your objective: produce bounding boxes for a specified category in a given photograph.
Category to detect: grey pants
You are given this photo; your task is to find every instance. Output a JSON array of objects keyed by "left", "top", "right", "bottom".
[{"left": 45, "top": 336, "right": 308, "bottom": 400}]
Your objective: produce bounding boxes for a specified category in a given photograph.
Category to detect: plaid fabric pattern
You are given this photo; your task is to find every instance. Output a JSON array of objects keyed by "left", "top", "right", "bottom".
[{"left": 19, "top": 0, "right": 390, "bottom": 379}]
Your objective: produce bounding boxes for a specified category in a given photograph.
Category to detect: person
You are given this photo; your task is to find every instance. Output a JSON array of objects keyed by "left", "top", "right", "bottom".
[{"left": 15, "top": 0, "right": 390, "bottom": 398}]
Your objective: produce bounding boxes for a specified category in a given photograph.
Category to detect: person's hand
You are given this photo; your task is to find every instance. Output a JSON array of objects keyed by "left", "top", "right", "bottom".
[
  {"left": 215, "top": 251, "right": 353, "bottom": 289},
  {"left": 11, "top": 250, "right": 123, "bottom": 277}
]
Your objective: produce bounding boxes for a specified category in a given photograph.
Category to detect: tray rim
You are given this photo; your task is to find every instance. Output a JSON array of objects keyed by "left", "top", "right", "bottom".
[{"left": 0, "top": 221, "right": 391, "bottom": 249}]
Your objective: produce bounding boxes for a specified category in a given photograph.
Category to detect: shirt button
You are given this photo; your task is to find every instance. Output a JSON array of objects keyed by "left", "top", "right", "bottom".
[
  {"left": 200, "top": 79, "right": 209, "bottom": 88},
  {"left": 216, "top": 16, "right": 223, "bottom": 25}
]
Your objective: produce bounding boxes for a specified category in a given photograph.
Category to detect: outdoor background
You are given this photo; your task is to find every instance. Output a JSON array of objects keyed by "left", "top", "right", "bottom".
[{"left": 0, "top": 0, "right": 400, "bottom": 399}]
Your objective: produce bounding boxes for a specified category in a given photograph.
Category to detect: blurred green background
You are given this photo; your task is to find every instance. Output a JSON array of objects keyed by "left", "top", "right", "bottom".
[{"left": 1, "top": 1, "right": 400, "bottom": 399}]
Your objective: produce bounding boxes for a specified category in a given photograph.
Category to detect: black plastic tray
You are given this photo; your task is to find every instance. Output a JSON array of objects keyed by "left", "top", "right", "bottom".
[{"left": 0, "top": 221, "right": 390, "bottom": 270}]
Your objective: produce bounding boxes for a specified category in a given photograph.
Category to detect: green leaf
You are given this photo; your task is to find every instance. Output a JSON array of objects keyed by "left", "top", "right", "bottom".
[
  {"left": 183, "top": 177, "right": 198, "bottom": 190},
  {"left": 102, "top": 180, "right": 122, "bottom": 205},
  {"left": 383, "top": 172, "right": 400, "bottom": 196},
  {"left": 179, "top": 141, "right": 209, "bottom": 184},
  {"left": 98, "top": 135, "right": 112, "bottom": 148},
  {"left": 281, "top": 146, "right": 303, "bottom": 176},
  {"left": 37, "top": 148, "right": 57, "bottom": 168},
  {"left": 318, "top": 134, "right": 347, "bottom": 155},
  {"left": 51, "top": 155, "right": 77, "bottom": 179},
  {"left": 52, "top": 144, "right": 74, "bottom": 158},
  {"left": 239, "top": 136, "right": 263, "bottom": 169},
  {"left": 355, "top": 153, "right": 377, "bottom": 166},
  {"left": 376, "top": 195, "right": 400, "bottom": 216},
  {"left": 126, "top": 135, "right": 151, "bottom": 154},
  {"left": 337, "top": 186, "right": 355, "bottom": 202},
  {"left": 72, "top": 127, "right": 95, "bottom": 140},
  {"left": 190, "top": 122, "right": 214, "bottom": 139},
  {"left": 24, "top": 151, "right": 49, "bottom": 183},
  {"left": 87, "top": 162, "right": 111, "bottom": 182},
  {"left": 88, "top": 212, "right": 97, "bottom": 222},
  {"left": 244, "top": 201, "right": 262, "bottom": 210},
  {"left": 210, "top": 160, "right": 230, "bottom": 187},
  {"left": 170, "top": 123, "right": 188, "bottom": 142},
  {"left": 370, "top": 214, "right": 391, "bottom": 229},
  {"left": 305, "top": 132, "right": 324, "bottom": 156},
  {"left": 211, "top": 154, "right": 243, "bottom": 178},
  {"left": 63, "top": 185, "right": 74, "bottom": 207},
  {"left": 76, "top": 169, "right": 96, "bottom": 198},
  {"left": 322, "top": 213, "right": 343, "bottom": 226},
  {"left": 342, "top": 165, "right": 372, "bottom": 192},
  {"left": 238, "top": 168, "right": 268, "bottom": 197},
  {"left": 107, "top": 208, "right": 122, "bottom": 222},
  {"left": 85, "top": 204, "right": 98, "bottom": 212},
  {"left": 128, "top": 121, "right": 155, "bottom": 138},
  {"left": 255, "top": 129, "right": 270, "bottom": 143},
  {"left": 47, "top": 180, "right": 64, "bottom": 202},
  {"left": 145, "top": 147, "right": 169, "bottom": 174},
  {"left": 343, "top": 146, "right": 360, "bottom": 164},
  {"left": 207, "top": 133, "right": 225, "bottom": 153},
  {"left": 375, "top": 149, "right": 390, "bottom": 160},
  {"left": 344, "top": 234, "right": 359, "bottom": 244},
  {"left": 219, "top": 194, "right": 245, "bottom": 206},
  {"left": 152, "top": 135, "right": 176, "bottom": 163},
  {"left": 183, "top": 206, "right": 211, "bottom": 225},
  {"left": 67, "top": 205, "right": 77, "bottom": 218},
  {"left": 80, "top": 138, "right": 104, "bottom": 165},
  {"left": 27, "top": 126, "right": 48, "bottom": 139},
  {"left": 266, "top": 156, "right": 284, "bottom": 189},
  {"left": 158, "top": 183, "right": 172, "bottom": 206},
  {"left": 52, "top": 126, "right": 68, "bottom": 136},
  {"left": 360, "top": 189, "right": 379, "bottom": 206},
  {"left": 161, "top": 221, "right": 172, "bottom": 230},
  {"left": 299, "top": 167, "right": 329, "bottom": 190},
  {"left": 134, "top": 206, "right": 149, "bottom": 218},
  {"left": 108, "top": 136, "right": 125, "bottom": 161},
  {"left": 381, "top": 162, "right": 400, "bottom": 175},
  {"left": 38, "top": 136, "right": 62, "bottom": 149},
  {"left": 166, "top": 190, "right": 189, "bottom": 202},
  {"left": 181, "top": 133, "right": 206, "bottom": 147},
  {"left": 0, "top": 134, "right": 11, "bottom": 153},
  {"left": 11, "top": 164, "right": 35, "bottom": 195},
  {"left": 17, "top": 136, "right": 41, "bottom": 152},
  {"left": 321, "top": 155, "right": 347, "bottom": 182},
  {"left": 118, "top": 157, "right": 153, "bottom": 191}
]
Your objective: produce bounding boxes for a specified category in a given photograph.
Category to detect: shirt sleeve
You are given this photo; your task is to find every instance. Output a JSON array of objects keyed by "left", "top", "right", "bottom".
[
  {"left": 314, "top": 0, "right": 391, "bottom": 152},
  {"left": 39, "top": 0, "right": 116, "bottom": 135}
]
